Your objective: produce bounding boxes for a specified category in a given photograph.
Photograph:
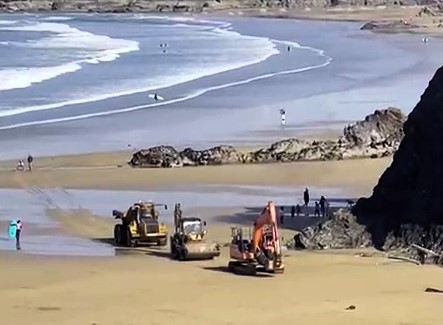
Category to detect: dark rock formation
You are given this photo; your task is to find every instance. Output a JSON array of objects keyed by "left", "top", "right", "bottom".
[
  {"left": 129, "top": 107, "right": 406, "bottom": 168},
  {"left": 353, "top": 65, "right": 443, "bottom": 243},
  {"left": 295, "top": 66, "right": 443, "bottom": 264},
  {"left": 129, "top": 146, "right": 183, "bottom": 168},
  {"left": 180, "top": 145, "right": 244, "bottom": 166},
  {"left": 341, "top": 107, "right": 405, "bottom": 147},
  {"left": 293, "top": 209, "right": 372, "bottom": 250},
  {"left": 361, "top": 20, "right": 420, "bottom": 31}
]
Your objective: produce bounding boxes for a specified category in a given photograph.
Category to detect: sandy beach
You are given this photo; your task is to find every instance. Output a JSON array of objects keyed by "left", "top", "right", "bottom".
[
  {"left": 0, "top": 11, "right": 442, "bottom": 325},
  {"left": 0, "top": 150, "right": 391, "bottom": 195},
  {"left": 0, "top": 247, "right": 441, "bottom": 325},
  {"left": 240, "top": 6, "right": 443, "bottom": 36}
]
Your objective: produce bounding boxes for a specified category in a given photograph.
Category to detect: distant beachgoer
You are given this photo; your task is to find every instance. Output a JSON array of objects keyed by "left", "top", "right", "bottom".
[
  {"left": 154, "top": 93, "right": 159, "bottom": 101},
  {"left": 290, "top": 205, "right": 295, "bottom": 219},
  {"left": 280, "top": 109, "right": 286, "bottom": 126},
  {"left": 16, "top": 160, "right": 24, "bottom": 171},
  {"left": 279, "top": 207, "right": 285, "bottom": 225},
  {"left": 320, "top": 195, "right": 326, "bottom": 217},
  {"left": 314, "top": 202, "right": 320, "bottom": 217},
  {"left": 15, "top": 220, "right": 22, "bottom": 250},
  {"left": 296, "top": 204, "right": 301, "bottom": 217},
  {"left": 347, "top": 199, "right": 355, "bottom": 208},
  {"left": 287, "top": 45, "right": 291, "bottom": 52},
  {"left": 27, "top": 154, "right": 33, "bottom": 172},
  {"left": 303, "top": 188, "right": 310, "bottom": 207}
]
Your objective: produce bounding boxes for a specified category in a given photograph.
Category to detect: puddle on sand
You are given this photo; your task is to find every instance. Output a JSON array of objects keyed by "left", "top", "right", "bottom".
[{"left": 0, "top": 186, "right": 353, "bottom": 257}]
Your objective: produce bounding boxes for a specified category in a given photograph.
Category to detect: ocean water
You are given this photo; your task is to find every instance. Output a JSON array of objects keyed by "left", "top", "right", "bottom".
[
  {"left": 0, "top": 14, "right": 441, "bottom": 158},
  {"left": 0, "top": 13, "right": 331, "bottom": 129}
]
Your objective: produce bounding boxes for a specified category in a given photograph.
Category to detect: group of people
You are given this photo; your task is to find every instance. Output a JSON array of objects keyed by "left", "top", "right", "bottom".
[
  {"left": 16, "top": 154, "right": 33, "bottom": 172},
  {"left": 277, "top": 188, "right": 330, "bottom": 225}
]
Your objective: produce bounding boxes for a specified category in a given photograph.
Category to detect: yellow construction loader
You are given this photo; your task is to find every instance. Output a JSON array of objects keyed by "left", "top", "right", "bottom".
[
  {"left": 113, "top": 201, "right": 168, "bottom": 247},
  {"left": 170, "top": 203, "right": 220, "bottom": 260}
]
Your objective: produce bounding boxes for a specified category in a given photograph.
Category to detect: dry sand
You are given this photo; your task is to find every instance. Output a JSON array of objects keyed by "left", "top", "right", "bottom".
[
  {"left": 0, "top": 247, "right": 441, "bottom": 325},
  {"left": 239, "top": 6, "right": 443, "bottom": 36},
  {"left": 0, "top": 151, "right": 391, "bottom": 196}
]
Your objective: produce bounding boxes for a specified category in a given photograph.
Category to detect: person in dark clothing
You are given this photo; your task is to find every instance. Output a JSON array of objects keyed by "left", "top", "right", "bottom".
[
  {"left": 314, "top": 202, "right": 320, "bottom": 217},
  {"left": 279, "top": 207, "right": 284, "bottom": 225},
  {"left": 15, "top": 220, "right": 22, "bottom": 250},
  {"left": 303, "top": 188, "right": 310, "bottom": 207},
  {"left": 290, "top": 205, "right": 295, "bottom": 219},
  {"left": 27, "top": 154, "right": 33, "bottom": 172},
  {"left": 295, "top": 204, "right": 301, "bottom": 217},
  {"left": 320, "top": 196, "right": 326, "bottom": 217}
]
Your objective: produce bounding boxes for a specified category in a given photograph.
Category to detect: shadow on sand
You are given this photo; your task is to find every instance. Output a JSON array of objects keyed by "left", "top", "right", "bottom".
[
  {"left": 213, "top": 205, "right": 341, "bottom": 232},
  {"left": 201, "top": 266, "right": 272, "bottom": 278},
  {"left": 91, "top": 237, "right": 172, "bottom": 257},
  {"left": 145, "top": 249, "right": 173, "bottom": 260}
]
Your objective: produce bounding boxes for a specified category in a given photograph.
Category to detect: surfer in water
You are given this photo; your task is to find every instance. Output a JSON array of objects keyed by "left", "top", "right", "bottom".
[
  {"left": 154, "top": 93, "right": 159, "bottom": 101},
  {"left": 279, "top": 109, "right": 286, "bottom": 126}
]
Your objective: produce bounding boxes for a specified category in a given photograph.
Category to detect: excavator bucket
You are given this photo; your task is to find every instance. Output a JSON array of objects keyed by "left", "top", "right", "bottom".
[{"left": 181, "top": 242, "right": 220, "bottom": 260}]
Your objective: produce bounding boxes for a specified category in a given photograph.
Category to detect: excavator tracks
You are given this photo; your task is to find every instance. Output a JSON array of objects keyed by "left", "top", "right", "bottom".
[{"left": 228, "top": 261, "right": 257, "bottom": 276}]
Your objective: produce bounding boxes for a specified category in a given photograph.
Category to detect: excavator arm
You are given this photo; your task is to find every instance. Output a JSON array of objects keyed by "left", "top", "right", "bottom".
[{"left": 251, "top": 201, "right": 282, "bottom": 265}]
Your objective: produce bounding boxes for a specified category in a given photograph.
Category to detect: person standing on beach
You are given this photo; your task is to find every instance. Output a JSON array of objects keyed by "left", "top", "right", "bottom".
[
  {"left": 15, "top": 220, "right": 22, "bottom": 250},
  {"left": 303, "top": 188, "right": 310, "bottom": 207},
  {"left": 290, "top": 205, "right": 295, "bottom": 219},
  {"left": 314, "top": 202, "right": 320, "bottom": 217},
  {"left": 296, "top": 204, "right": 301, "bottom": 217},
  {"left": 279, "top": 207, "right": 285, "bottom": 225},
  {"left": 320, "top": 195, "right": 326, "bottom": 217},
  {"left": 27, "top": 154, "right": 33, "bottom": 172},
  {"left": 279, "top": 109, "right": 286, "bottom": 126}
]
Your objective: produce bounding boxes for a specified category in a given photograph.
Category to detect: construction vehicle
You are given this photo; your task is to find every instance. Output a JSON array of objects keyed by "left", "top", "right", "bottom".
[
  {"left": 228, "top": 201, "right": 284, "bottom": 275},
  {"left": 170, "top": 203, "right": 221, "bottom": 260},
  {"left": 113, "top": 201, "right": 168, "bottom": 247}
]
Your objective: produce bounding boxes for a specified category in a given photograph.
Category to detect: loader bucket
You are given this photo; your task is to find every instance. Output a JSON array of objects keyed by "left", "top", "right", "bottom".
[{"left": 182, "top": 242, "right": 220, "bottom": 260}]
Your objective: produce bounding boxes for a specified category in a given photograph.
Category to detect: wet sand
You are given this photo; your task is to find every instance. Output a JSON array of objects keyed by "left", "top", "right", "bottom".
[{"left": 0, "top": 151, "right": 391, "bottom": 195}]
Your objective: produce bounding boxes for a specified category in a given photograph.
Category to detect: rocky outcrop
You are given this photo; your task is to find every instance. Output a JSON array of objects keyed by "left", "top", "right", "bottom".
[
  {"left": 294, "top": 66, "right": 443, "bottom": 264},
  {"left": 129, "top": 145, "right": 183, "bottom": 168},
  {"left": 1, "top": 0, "right": 443, "bottom": 13},
  {"left": 293, "top": 209, "right": 373, "bottom": 250},
  {"left": 361, "top": 20, "right": 420, "bottom": 31},
  {"left": 129, "top": 107, "right": 406, "bottom": 168},
  {"left": 293, "top": 209, "right": 443, "bottom": 264}
]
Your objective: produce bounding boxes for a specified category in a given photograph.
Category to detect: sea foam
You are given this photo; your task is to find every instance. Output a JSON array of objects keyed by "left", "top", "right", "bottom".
[{"left": 0, "top": 21, "right": 139, "bottom": 92}]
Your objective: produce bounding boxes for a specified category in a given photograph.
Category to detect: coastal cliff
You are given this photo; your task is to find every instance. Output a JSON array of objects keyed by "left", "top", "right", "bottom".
[
  {"left": 297, "top": 65, "right": 443, "bottom": 264},
  {"left": 1, "top": 0, "right": 443, "bottom": 14}
]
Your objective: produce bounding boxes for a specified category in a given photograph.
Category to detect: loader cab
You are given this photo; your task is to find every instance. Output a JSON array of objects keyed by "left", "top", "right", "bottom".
[{"left": 182, "top": 218, "right": 206, "bottom": 235}]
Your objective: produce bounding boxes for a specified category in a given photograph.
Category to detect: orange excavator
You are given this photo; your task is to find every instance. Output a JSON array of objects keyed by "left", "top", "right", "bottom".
[{"left": 228, "top": 201, "right": 285, "bottom": 275}]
